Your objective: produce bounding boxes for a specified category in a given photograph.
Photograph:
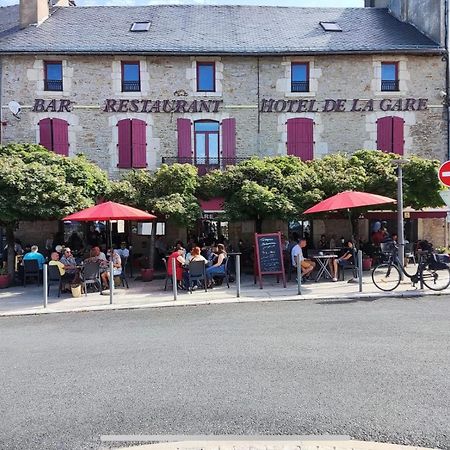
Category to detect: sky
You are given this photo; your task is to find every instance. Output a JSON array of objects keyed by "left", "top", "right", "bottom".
[{"left": 1, "top": 0, "right": 364, "bottom": 7}]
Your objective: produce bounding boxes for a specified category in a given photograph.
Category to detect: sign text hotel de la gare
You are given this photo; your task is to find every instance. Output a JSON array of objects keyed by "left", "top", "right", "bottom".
[{"left": 31, "top": 97, "right": 429, "bottom": 113}]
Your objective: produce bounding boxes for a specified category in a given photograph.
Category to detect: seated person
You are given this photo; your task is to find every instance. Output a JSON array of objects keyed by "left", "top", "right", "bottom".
[
  {"left": 48, "top": 251, "right": 76, "bottom": 283},
  {"left": 22, "top": 245, "right": 45, "bottom": 270},
  {"left": 84, "top": 246, "right": 108, "bottom": 270},
  {"left": 116, "top": 242, "right": 130, "bottom": 259},
  {"left": 318, "top": 234, "right": 328, "bottom": 250},
  {"left": 101, "top": 248, "right": 122, "bottom": 289},
  {"left": 184, "top": 246, "right": 207, "bottom": 289},
  {"left": 167, "top": 247, "right": 186, "bottom": 289},
  {"left": 331, "top": 240, "right": 354, "bottom": 281},
  {"left": 291, "top": 238, "right": 315, "bottom": 280},
  {"left": 206, "top": 244, "right": 227, "bottom": 287},
  {"left": 60, "top": 247, "right": 80, "bottom": 283}
]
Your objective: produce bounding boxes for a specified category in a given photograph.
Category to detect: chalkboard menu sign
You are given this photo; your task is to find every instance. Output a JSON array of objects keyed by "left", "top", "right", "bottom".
[{"left": 254, "top": 232, "right": 286, "bottom": 289}]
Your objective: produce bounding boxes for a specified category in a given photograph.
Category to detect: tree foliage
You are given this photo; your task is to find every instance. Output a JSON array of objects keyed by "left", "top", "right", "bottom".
[
  {"left": 0, "top": 143, "right": 109, "bottom": 225},
  {"left": 109, "top": 163, "right": 201, "bottom": 227}
]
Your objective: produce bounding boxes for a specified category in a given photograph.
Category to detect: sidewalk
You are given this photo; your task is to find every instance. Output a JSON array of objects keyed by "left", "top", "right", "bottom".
[{"left": 0, "top": 271, "right": 446, "bottom": 317}]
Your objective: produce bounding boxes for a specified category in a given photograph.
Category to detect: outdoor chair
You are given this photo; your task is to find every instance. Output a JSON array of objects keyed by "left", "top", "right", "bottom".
[
  {"left": 82, "top": 262, "right": 102, "bottom": 296},
  {"left": 404, "top": 242, "right": 417, "bottom": 265},
  {"left": 47, "top": 264, "right": 62, "bottom": 297},
  {"left": 119, "top": 256, "right": 129, "bottom": 288},
  {"left": 23, "top": 259, "right": 40, "bottom": 287},
  {"left": 212, "top": 257, "right": 230, "bottom": 288},
  {"left": 187, "top": 260, "right": 207, "bottom": 293}
]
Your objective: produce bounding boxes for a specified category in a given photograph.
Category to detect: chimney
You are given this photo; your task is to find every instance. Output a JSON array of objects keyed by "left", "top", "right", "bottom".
[{"left": 20, "top": 0, "right": 50, "bottom": 28}]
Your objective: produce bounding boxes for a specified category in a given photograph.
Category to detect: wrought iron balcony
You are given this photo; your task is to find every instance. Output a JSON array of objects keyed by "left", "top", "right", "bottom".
[
  {"left": 381, "top": 80, "right": 399, "bottom": 91},
  {"left": 122, "top": 80, "right": 141, "bottom": 92},
  {"left": 162, "top": 157, "right": 248, "bottom": 175},
  {"left": 44, "top": 80, "right": 63, "bottom": 91},
  {"left": 291, "top": 81, "right": 309, "bottom": 92}
]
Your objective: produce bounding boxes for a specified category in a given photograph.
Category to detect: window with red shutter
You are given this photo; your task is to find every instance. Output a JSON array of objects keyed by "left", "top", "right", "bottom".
[
  {"left": 377, "top": 116, "right": 404, "bottom": 154},
  {"left": 221, "top": 118, "right": 236, "bottom": 166},
  {"left": 286, "top": 118, "right": 314, "bottom": 160},
  {"left": 52, "top": 118, "right": 69, "bottom": 156},
  {"left": 131, "top": 119, "right": 147, "bottom": 168},
  {"left": 117, "top": 119, "right": 132, "bottom": 168},
  {"left": 177, "top": 118, "right": 192, "bottom": 163}
]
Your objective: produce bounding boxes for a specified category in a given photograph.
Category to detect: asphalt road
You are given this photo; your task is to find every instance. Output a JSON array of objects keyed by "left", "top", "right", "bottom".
[{"left": 0, "top": 296, "right": 449, "bottom": 450}]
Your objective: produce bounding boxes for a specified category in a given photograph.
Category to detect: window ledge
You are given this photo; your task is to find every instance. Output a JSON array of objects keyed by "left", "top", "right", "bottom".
[
  {"left": 284, "top": 92, "right": 316, "bottom": 98},
  {"left": 373, "top": 91, "right": 406, "bottom": 97}
]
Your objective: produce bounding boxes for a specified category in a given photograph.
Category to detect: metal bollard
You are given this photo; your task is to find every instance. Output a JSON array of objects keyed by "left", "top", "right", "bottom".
[
  {"left": 296, "top": 254, "right": 302, "bottom": 295},
  {"left": 357, "top": 249, "right": 363, "bottom": 293},
  {"left": 172, "top": 257, "right": 177, "bottom": 301},
  {"left": 43, "top": 264, "right": 48, "bottom": 308},
  {"left": 236, "top": 254, "right": 241, "bottom": 298},
  {"left": 109, "top": 260, "right": 114, "bottom": 305}
]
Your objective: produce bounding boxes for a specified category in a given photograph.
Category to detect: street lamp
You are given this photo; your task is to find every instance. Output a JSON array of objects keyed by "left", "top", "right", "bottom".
[{"left": 391, "top": 158, "right": 409, "bottom": 272}]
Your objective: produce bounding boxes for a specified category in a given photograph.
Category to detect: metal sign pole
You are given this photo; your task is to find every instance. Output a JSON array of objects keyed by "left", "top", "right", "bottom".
[
  {"left": 172, "top": 257, "right": 177, "bottom": 301},
  {"left": 296, "top": 254, "right": 302, "bottom": 295},
  {"left": 43, "top": 264, "right": 48, "bottom": 308},
  {"left": 358, "top": 250, "right": 363, "bottom": 292},
  {"left": 109, "top": 260, "right": 114, "bottom": 305},
  {"left": 236, "top": 254, "right": 241, "bottom": 298}
]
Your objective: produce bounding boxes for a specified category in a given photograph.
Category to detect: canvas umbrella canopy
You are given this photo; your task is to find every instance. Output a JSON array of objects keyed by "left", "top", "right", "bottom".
[
  {"left": 303, "top": 191, "right": 396, "bottom": 215},
  {"left": 303, "top": 191, "right": 396, "bottom": 243},
  {"left": 63, "top": 201, "right": 156, "bottom": 303}
]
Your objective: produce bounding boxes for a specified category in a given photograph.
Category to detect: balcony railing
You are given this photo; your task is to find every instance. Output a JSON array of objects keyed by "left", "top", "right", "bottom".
[
  {"left": 291, "top": 81, "right": 309, "bottom": 92},
  {"left": 122, "top": 80, "right": 141, "bottom": 92},
  {"left": 44, "top": 80, "right": 63, "bottom": 91},
  {"left": 381, "top": 80, "right": 399, "bottom": 91},
  {"left": 162, "top": 157, "right": 248, "bottom": 175}
]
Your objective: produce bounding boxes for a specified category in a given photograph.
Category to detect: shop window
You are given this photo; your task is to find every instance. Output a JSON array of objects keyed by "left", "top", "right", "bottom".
[
  {"left": 39, "top": 118, "right": 69, "bottom": 156},
  {"left": 381, "top": 62, "right": 399, "bottom": 92},
  {"left": 286, "top": 118, "right": 314, "bottom": 160},
  {"left": 117, "top": 118, "right": 147, "bottom": 168},
  {"left": 376, "top": 116, "right": 404, "bottom": 155},
  {"left": 122, "top": 61, "right": 140, "bottom": 92},
  {"left": 291, "top": 62, "right": 309, "bottom": 92},
  {"left": 196, "top": 62, "right": 215, "bottom": 92},
  {"left": 44, "top": 61, "right": 63, "bottom": 91}
]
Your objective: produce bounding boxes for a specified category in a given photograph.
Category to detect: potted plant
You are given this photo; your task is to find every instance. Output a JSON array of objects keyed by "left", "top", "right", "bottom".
[
  {"left": 362, "top": 254, "right": 373, "bottom": 271},
  {"left": 0, "top": 267, "right": 11, "bottom": 289}
]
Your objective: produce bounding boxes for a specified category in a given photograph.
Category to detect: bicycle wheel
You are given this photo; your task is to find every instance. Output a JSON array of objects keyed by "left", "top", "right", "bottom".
[
  {"left": 372, "top": 263, "right": 401, "bottom": 291},
  {"left": 421, "top": 266, "right": 450, "bottom": 291}
]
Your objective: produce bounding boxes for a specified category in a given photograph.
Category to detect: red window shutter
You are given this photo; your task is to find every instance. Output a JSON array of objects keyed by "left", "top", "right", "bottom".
[
  {"left": 131, "top": 119, "right": 147, "bottom": 168},
  {"left": 177, "top": 118, "right": 192, "bottom": 162},
  {"left": 51, "top": 118, "right": 69, "bottom": 156},
  {"left": 392, "top": 117, "right": 405, "bottom": 155},
  {"left": 221, "top": 118, "right": 236, "bottom": 164},
  {"left": 39, "top": 118, "right": 53, "bottom": 151},
  {"left": 286, "top": 118, "right": 314, "bottom": 160},
  {"left": 376, "top": 117, "right": 393, "bottom": 152},
  {"left": 117, "top": 119, "right": 132, "bottom": 168}
]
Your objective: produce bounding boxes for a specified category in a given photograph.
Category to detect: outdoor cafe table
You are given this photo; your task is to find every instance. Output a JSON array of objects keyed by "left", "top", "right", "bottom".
[{"left": 313, "top": 254, "right": 337, "bottom": 282}]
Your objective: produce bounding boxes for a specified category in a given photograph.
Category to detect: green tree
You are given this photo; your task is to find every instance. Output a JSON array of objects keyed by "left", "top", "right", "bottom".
[
  {"left": 200, "top": 156, "right": 322, "bottom": 232},
  {"left": 109, "top": 164, "right": 201, "bottom": 268},
  {"left": 0, "top": 143, "right": 109, "bottom": 276}
]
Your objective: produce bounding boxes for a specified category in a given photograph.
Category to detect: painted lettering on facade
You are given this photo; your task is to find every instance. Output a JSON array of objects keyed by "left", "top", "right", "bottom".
[{"left": 260, "top": 98, "right": 428, "bottom": 112}]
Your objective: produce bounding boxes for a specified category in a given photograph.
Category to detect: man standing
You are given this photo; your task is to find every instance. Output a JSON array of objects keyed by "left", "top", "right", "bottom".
[
  {"left": 22, "top": 245, "right": 45, "bottom": 269},
  {"left": 291, "top": 238, "right": 315, "bottom": 280}
]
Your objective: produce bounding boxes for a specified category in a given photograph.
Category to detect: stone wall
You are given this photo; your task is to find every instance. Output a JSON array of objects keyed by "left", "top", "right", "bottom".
[{"left": 0, "top": 53, "right": 446, "bottom": 177}]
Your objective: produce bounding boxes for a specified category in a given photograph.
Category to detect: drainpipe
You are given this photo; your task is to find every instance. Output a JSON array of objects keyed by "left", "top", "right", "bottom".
[{"left": 445, "top": 0, "right": 450, "bottom": 160}]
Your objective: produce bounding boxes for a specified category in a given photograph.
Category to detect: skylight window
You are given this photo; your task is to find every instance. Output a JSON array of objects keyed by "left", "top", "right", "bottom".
[
  {"left": 130, "top": 22, "right": 151, "bottom": 32},
  {"left": 320, "top": 22, "right": 342, "bottom": 32}
]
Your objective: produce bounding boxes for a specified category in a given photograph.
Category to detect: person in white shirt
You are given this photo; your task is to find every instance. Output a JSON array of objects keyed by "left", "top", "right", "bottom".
[{"left": 291, "top": 238, "right": 315, "bottom": 279}]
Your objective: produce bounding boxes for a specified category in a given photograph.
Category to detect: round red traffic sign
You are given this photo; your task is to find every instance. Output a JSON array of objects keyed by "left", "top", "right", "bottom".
[{"left": 439, "top": 161, "right": 450, "bottom": 187}]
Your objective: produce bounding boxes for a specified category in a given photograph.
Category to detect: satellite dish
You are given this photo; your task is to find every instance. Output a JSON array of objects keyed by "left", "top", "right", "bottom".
[{"left": 8, "top": 101, "right": 21, "bottom": 120}]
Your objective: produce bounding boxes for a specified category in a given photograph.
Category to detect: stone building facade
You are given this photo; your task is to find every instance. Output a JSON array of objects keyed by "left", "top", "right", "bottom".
[{"left": 0, "top": 0, "right": 448, "bottom": 250}]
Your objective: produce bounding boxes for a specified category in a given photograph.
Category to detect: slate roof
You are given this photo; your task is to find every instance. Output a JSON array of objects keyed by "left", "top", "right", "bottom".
[
  {"left": 0, "top": 5, "right": 20, "bottom": 39},
  {"left": 0, "top": 5, "right": 442, "bottom": 55}
]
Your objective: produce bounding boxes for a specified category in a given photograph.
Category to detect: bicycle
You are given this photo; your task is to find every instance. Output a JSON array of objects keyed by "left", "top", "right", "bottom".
[{"left": 372, "top": 243, "right": 450, "bottom": 292}]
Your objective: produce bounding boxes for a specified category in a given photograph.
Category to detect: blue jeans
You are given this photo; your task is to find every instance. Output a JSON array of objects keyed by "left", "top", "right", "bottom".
[{"left": 206, "top": 265, "right": 225, "bottom": 281}]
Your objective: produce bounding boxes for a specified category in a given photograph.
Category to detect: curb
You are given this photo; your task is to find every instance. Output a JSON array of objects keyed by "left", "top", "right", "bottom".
[{"left": 0, "top": 287, "right": 447, "bottom": 318}]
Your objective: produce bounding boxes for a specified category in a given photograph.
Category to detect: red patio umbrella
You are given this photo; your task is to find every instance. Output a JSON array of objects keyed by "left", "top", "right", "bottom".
[
  {"left": 63, "top": 201, "right": 156, "bottom": 303},
  {"left": 303, "top": 191, "right": 396, "bottom": 215}
]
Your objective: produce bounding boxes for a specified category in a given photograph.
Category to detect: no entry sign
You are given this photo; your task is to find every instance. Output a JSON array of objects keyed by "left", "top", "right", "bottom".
[{"left": 438, "top": 161, "right": 450, "bottom": 187}]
